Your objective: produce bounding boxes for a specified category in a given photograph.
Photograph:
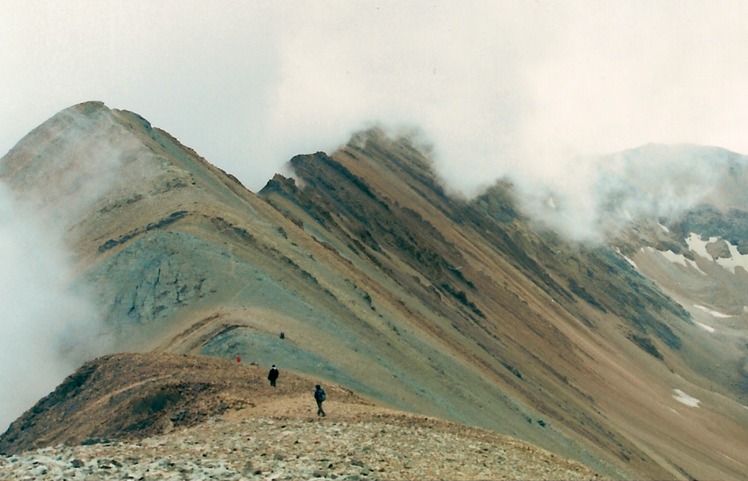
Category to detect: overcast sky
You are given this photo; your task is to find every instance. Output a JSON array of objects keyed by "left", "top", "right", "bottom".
[{"left": 3, "top": 0, "right": 748, "bottom": 195}]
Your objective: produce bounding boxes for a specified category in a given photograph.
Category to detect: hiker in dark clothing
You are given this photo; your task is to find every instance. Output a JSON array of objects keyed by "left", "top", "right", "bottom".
[
  {"left": 268, "top": 365, "right": 279, "bottom": 387},
  {"left": 314, "top": 384, "right": 326, "bottom": 416}
]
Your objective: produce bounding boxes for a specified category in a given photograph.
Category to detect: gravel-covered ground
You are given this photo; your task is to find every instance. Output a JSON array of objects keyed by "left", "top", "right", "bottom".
[
  {"left": 0, "top": 397, "right": 603, "bottom": 481},
  {"left": 0, "top": 354, "right": 604, "bottom": 480}
]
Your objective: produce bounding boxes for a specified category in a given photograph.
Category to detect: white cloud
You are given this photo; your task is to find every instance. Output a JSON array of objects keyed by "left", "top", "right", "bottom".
[
  {"left": 4, "top": 1, "right": 748, "bottom": 196},
  {"left": 0, "top": 183, "right": 107, "bottom": 431}
]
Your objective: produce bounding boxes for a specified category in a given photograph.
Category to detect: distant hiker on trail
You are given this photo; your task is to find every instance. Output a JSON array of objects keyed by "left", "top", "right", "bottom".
[
  {"left": 314, "top": 384, "right": 326, "bottom": 417},
  {"left": 268, "top": 365, "right": 279, "bottom": 387}
]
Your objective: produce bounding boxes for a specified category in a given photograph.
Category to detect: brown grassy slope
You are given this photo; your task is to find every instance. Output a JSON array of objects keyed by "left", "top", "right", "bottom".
[
  {"left": 0, "top": 352, "right": 363, "bottom": 454},
  {"left": 0, "top": 353, "right": 601, "bottom": 481}
]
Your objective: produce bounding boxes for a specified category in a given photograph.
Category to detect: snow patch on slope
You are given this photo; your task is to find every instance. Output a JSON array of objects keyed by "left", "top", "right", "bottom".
[
  {"left": 686, "top": 233, "right": 748, "bottom": 274},
  {"left": 672, "top": 389, "right": 701, "bottom": 408},
  {"left": 623, "top": 256, "right": 639, "bottom": 270},
  {"left": 693, "top": 304, "right": 733, "bottom": 318},
  {"left": 644, "top": 247, "right": 706, "bottom": 275},
  {"left": 686, "top": 233, "right": 713, "bottom": 260},
  {"left": 695, "top": 322, "right": 716, "bottom": 333},
  {"left": 714, "top": 242, "right": 748, "bottom": 274}
]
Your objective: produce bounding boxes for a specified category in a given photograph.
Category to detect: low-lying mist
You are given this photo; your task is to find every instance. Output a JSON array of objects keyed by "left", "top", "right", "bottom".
[
  {"left": 503, "top": 143, "right": 748, "bottom": 243},
  {"left": 0, "top": 165, "right": 111, "bottom": 433}
]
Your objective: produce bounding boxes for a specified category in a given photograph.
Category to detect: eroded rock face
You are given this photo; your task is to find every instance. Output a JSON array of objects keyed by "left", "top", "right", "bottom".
[{"left": 706, "top": 238, "right": 732, "bottom": 259}]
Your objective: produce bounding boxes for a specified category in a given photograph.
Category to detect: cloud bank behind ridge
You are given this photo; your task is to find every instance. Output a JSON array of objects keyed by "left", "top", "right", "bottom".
[{"left": 3, "top": 1, "right": 748, "bottom": 197}]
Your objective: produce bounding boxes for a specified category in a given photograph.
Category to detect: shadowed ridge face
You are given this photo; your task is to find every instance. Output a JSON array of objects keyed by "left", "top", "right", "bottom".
[{"left": 2, "top": 107, "right": 748, "bottom": 481}]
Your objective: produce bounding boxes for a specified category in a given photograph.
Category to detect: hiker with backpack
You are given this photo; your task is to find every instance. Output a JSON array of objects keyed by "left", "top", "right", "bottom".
[
  {"left": 268, "top": 365, "right": 279, "bottom": 387},
  {"left": 314, "top": 384, "right": 326, "bottom": 416}
]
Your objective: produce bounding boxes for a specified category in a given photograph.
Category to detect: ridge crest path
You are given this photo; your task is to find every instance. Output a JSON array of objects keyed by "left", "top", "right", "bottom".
[{"left": 0, "top": 353, "right": 601, "bottom": 480}]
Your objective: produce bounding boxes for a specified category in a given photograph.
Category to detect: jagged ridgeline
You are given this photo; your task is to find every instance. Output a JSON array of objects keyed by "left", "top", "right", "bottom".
[{"left": 1, "top": 102, "right": 747, "bottom": 481}]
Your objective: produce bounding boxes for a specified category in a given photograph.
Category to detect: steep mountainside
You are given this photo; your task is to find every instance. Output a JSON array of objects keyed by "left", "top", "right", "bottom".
[
  {"left": 1, "top": 102, "right": 747, "bottom": 480},
  {"left": 261, "top": 132, "right": 748, "bottom": 480}
]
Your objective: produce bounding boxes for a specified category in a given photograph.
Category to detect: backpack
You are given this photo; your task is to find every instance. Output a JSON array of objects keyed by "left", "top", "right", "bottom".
[{"left": 315, "top": 388, "right": 326, "bottom": 402}]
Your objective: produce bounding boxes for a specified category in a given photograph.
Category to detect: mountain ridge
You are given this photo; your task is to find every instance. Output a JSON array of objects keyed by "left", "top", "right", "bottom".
[
  {"left": 2, "top": 101, "right": 747, "bottom": 480},
  {"left": 0, "top": 353, "right": 599, "bottom": 481}
]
